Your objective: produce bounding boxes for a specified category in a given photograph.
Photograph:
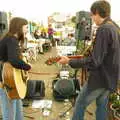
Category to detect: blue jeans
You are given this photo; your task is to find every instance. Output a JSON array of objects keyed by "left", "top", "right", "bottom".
[
  {"left": 72, "top": 83, "right": 109, "bottom": 120},
  {"left": 0, "top": 88, "right": 24, "bottom": 120}
]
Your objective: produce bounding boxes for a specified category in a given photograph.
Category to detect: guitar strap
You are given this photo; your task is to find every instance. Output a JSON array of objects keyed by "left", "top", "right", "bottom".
[
  {"left": 107, "top": 20, "right": 120, "bottom": 34},
  {"left": 0, "top": 61, "right": 3, "bottom": 83}
]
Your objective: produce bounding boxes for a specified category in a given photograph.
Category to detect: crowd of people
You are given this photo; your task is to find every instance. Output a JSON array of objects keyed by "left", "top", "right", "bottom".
[{"left": 0, "top": 0, "right": 120, "bottom": 120}]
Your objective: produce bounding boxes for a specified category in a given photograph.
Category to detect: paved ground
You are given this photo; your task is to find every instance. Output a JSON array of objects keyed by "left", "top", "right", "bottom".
[{"left": 23, "top": 47, "right": 96, "bottom": 120}]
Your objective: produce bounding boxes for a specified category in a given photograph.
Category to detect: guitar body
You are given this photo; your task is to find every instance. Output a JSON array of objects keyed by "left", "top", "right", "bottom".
[{"left": 2, "top": 62, "right": 28, "bottom": 99}]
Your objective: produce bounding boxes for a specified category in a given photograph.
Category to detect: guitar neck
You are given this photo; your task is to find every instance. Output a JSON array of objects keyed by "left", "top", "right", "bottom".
[
  {"left": 53, "top": 55, "right": 83, "bottom": 61},
  {"left": 45, "top": 55, "right": 83, "bottom": 65},
  {"left": 67, "top": 55, "right": 83, "bottom": 59}
]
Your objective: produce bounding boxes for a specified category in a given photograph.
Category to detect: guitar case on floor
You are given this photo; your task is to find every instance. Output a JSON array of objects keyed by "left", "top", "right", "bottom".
[{"left": 25, "top": 80, "right": 45, "bottom": 100}]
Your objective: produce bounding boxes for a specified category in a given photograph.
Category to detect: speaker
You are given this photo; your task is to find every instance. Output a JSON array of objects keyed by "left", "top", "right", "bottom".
[
  {"left": 75, "top": 11, "right": 92, "bottom": 40},
  {"left": 0, "top": 11, "right": 8, "bottom": 37},
  {"left": 55, "top": 79, "right": 75, "bottom": 97},
  {"left": 52, "top": 78, "right": 80, "bottom": 101}
]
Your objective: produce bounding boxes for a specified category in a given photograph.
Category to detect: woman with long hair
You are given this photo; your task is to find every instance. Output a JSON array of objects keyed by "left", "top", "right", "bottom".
[{"left": 0, "top": 17, "right": 31, "bottom": 120}]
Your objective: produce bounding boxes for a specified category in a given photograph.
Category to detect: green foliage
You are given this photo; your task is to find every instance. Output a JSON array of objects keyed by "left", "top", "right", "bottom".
[
  {"left": 109, "top": 93, "right": 120, "bottom": 113},
  {"left": 31, "top": 22, "right": 37, "bottom": 26},
  {"left": 109, "top": 93, "right": 118, "bottom": 102},
  {"left": 112, "top": 100, "right": 120, "bottom": 109},
  {"left": 71, "top": 16, "right": 76, "bottom": 23},
  {"left": 76, "top": 40, "right": 85, "bottom": 54},
  {"left": 116, "top": 107, "right": 120, "bottom": 114}
]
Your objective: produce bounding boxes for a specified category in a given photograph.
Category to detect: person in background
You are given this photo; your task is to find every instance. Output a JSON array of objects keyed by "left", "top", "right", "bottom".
[
  {"left": 48, "top": 24, "right": 55, "bottom": 46},
  {"left": 63, "top": 33, "right": 76, "bottom": 46},
  {"left": 34, "top": 29, "right": 41, "bottom": 39},
  {"left": 41, "top": 29, "right": 47, "bottom": 39},
  {"left": 58, "top": 1, "right": 120, "bottom": 120},
  {"left": 33, "top": 29, "right": 45, "bottom": 54},
  {"left": 0, "top": 17, "right": 31, "bottom": 120}
]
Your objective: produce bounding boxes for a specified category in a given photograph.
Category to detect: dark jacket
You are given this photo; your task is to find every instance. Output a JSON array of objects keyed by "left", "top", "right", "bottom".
[
  {"left": 0, "top": 36, "right": 31, "bottom": 76},
  {"left": 69, "top": 18, "right": 120, "bottom": 92}
]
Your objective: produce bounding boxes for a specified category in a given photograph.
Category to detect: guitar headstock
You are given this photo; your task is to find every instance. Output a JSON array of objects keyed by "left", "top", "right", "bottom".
[{"left": 45, "top": 56, "right": 61, "bottom": 65}]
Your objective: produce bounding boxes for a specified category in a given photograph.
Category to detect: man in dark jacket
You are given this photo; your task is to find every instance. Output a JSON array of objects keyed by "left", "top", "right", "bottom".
[{"left": 58, "top": 1, "right": 120, "bottom": 120}]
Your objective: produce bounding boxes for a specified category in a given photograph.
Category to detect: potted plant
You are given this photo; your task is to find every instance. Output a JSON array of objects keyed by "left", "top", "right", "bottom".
[
  {"left": 109, "top": 93, "right": 120, "bottom": 120},
  {"left": 114, "top": 107, "right": 120, "bottom": 119}
]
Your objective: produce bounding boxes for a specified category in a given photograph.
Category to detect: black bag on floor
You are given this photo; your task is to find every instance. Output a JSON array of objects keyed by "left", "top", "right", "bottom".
[
  {"left": 25, "top": 80, "right": 45, "bottom": 100},
  {"left": 52, "top": 79, "right": 80, "bottom": 101}
]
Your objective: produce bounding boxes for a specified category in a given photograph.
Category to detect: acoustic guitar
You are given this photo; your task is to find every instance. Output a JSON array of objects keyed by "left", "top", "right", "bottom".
[
  {"left": 2, "top": 62, "right": 29, "bottom": 99},
  {"left": 45, "top": 55, "right": 83, "bottom": 65}
]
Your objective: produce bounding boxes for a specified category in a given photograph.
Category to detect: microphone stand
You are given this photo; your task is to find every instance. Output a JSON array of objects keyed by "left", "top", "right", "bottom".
[{"left": 59, "top": 69, "right": 80, "bottom": 118}]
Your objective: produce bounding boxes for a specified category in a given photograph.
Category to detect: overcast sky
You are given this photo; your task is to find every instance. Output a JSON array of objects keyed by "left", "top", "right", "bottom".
[{"left": 0, "top": 0, "right": 120, "bottom": 25}]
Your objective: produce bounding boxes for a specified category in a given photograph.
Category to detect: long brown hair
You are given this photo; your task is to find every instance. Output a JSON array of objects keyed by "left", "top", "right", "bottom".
[
  {"left": 8, "top": 17, "right": 28, "bottom": 42},
  {"left": 4, "top": 17, "right": 28, "bottom": 57}
]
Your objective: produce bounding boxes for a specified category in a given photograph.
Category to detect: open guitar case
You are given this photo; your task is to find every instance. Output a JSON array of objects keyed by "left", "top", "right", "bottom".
[
  {"left": 23, "top": 80, "right": 45, "bottom": 106},
  {"left": 25, "top": 80, "right": 45, "bottom": 100}
]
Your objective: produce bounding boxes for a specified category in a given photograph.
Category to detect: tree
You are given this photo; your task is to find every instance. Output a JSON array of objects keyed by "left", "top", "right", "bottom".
[
  {"left": 31, "top": 22, "right": 37, "bottom": 26},
  {"left": 71, "top": 16, "right": 76, "bottom": 24}
]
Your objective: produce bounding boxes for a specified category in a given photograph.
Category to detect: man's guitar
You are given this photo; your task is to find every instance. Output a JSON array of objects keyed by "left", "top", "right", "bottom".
[
  {"left": 2, "top": 60, "right": 29, "bottom": 99},
  {"left": 45, "top": 55, "right": 83, "bottom": 65}
]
